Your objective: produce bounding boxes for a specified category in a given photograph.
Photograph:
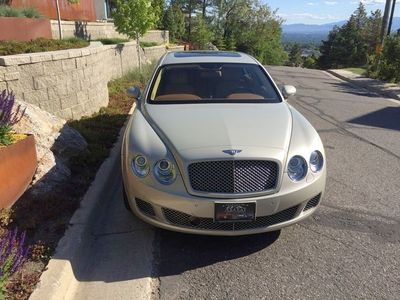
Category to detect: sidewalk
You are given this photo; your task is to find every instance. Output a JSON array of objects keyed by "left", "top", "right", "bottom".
[{"left": 327, "top": 69, "right": 400, "bottom": 101}]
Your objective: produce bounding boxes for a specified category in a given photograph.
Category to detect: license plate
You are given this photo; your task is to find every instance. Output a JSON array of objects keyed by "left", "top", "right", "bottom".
[{"left": 215, "top": 202, "right": 256, "bottom": 222}]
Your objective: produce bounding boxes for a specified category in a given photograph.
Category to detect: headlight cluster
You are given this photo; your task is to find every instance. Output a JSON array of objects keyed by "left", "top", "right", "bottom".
[
  {"left": 132, "top": 155, "right": 149, "bottom": 177},
  {"left": 287, "top": 150, "right": 324, "bottom": 182},
  {"left": 154, "top": 159, "right": 177, "bottom": 184},
  {"left": 287, "top": 155, "right": 308, "bottom": 181},
  {"left": 309, "top": 150, "right": 323, "bottom": 172},
  {"left": 131, "top": 155, "right": 177, "bottom": 185}
]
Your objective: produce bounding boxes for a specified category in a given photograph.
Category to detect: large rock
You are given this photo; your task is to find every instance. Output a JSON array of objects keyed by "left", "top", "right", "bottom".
[{"left": 12, "top": 101, "right": 87, "bottom": 194}]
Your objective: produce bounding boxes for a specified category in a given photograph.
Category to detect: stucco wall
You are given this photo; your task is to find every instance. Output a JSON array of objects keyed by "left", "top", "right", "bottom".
[
  {"left": 50, "top": 21, "right": 169, "bottom": 44},
  {"left": 0, "top": 42, "right": 184, "bottom": 120}
]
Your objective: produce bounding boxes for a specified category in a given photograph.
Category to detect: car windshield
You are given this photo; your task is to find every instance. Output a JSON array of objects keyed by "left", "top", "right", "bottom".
[{"left": 147, "top": 63, "right": 281, "bottom": 104}]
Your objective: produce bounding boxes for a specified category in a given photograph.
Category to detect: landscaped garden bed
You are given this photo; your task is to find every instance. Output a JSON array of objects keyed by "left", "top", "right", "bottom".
[
  {"left": 0, "top": 62, "right": 156, "bottom": 299},
  {"left": 0, "top": 38, "right": 89, "bottom": 56}
]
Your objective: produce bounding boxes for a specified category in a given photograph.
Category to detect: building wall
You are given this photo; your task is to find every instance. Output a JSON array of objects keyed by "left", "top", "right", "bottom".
[
  {"left": 93, "top": 0, "right": 106, "bottom": 20},
  {"left": 50, "top": 20, "right": 169, "bottom": 44},
  {"left": 11, "top": 0, "right": 97, "bottom": 22},
  {"left": 0, "top": 42, "right": 184, "bottom": 120}
]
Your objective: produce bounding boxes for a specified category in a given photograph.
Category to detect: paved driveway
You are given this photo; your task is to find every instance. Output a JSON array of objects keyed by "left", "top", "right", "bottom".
[{"left": 69, "top": 67, "right": 400, "bottom": 300}]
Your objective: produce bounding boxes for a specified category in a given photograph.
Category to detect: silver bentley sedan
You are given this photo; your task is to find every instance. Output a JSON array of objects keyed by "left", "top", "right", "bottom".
[{"left": 121, "top": 51, "right": 326, "bottom": 236}]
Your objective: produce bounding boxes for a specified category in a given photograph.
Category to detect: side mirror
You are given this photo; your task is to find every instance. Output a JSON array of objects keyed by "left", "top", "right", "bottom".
[
  {"left": 281, "top": 85, "right": 296, "bottom": 99},
  {"left": 127, "top": 86, "right": 141, "bottom": 101}
]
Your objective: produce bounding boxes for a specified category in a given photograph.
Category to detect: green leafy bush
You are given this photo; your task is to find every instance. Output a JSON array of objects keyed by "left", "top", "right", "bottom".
[
  {"left": 95, "top": 38, "right": 130, "bottom": 45},
  {"left": 0, "top": 38, "right": 89, "bottom": 56},
  {"left": 139, "top": 41, "right": 159, "bottom": 47},
  {"left": 19, "top": 7, "right": 41, "bottom": 18},
  {"left": 377, "top": 35, "right": 400, "bottom": 83},
  {"left": 367, "top": 34, "right": 400, "bottom": 83},
  {"left": 0, "top": 5, "right": 41, "bottom": 18}
]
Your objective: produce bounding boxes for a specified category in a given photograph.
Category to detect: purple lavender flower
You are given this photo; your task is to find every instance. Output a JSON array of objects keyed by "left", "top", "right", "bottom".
[
  {"left": 0, "top": 89, "right": 26, "bottom": 127},
  {"left": 0, "top": 228, "right": 30, "bottom": 283}
]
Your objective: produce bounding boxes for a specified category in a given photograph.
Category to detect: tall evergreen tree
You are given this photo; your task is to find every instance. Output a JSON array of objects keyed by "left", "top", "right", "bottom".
[
  {"left": 289, "top": 44, "right": 302, "bottom": 67},
  {"left": 163, "top": 4, "right": 186, "bottom": 42},
  {"left": 318, "top": 2, "right": 381, "bottom": 68}
]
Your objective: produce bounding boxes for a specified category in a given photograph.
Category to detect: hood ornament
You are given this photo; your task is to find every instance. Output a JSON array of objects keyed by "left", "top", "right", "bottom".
[{"left": 223, "top": 149, "right": 242, "bottom": 156}]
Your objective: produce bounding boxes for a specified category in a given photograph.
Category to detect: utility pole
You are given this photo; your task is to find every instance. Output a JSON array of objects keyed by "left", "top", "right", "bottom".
[
  {"left": 388, "top": 0, "right": 397, "bottom": 35},
  {"left": 379, "top": 0, "right": 393, "bottom": 53}
]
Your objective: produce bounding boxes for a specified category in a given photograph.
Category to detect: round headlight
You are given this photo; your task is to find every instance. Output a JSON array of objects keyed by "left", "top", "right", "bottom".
[
  {"left": 154, "top": 159, "right": 176, "bottom": 184},
  {"left": 131, "top": 155, "right": 149, "bottom": 177},
  {"left": 287, "top": 155, "right": 307, "bottom": 182},
  {"left": 310, "top": 150, "right": 323, "bottom": 172}
]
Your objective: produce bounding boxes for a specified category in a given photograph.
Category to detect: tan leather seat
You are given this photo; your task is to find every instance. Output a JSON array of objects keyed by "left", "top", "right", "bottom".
[{"left": 227, "top": 93, "right": 264, "bottom": 100}]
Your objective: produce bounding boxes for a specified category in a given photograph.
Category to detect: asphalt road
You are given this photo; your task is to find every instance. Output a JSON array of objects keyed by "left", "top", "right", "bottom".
[{"left": 70, "top": 67, "right": 400, "bottom": 300}]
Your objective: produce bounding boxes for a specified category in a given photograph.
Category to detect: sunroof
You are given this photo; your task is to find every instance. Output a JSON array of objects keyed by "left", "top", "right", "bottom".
[{"left": 174, "top": 51, "right": 241, "bottom": 58}]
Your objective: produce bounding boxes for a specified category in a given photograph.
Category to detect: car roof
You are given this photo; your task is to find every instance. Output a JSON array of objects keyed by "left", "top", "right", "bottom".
[{"left": 160, "top": 51, "right": 258, "bottom": 66}]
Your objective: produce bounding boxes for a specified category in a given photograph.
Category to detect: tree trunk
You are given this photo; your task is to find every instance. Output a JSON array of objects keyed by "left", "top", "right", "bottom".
[
  {"left": 137, "top": 35, "right": 142, "bottom": 71},
  {"left": 188, "top": 2, "right": 192, "bottom": 42},
  {"left": 55, "top": 0, "right": 63, "bottom": 40}
]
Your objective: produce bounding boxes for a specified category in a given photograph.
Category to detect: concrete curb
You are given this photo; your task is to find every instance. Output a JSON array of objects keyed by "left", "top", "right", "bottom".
[
  {"left": 326, "top": 70, "right": 400, "bottom": 101},
  {"left": 30, "top": 105, "right": 137, "bottom": 300}
]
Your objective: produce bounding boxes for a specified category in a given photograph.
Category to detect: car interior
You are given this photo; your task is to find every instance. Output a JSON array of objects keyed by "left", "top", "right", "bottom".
[{"left": 149, "top": 64, "right": 280, "bottom": 102}]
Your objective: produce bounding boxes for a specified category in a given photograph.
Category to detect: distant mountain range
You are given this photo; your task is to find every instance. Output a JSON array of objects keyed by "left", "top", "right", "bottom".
[{"left": 282, "top": 17, "right": 400, "bottom": 43}]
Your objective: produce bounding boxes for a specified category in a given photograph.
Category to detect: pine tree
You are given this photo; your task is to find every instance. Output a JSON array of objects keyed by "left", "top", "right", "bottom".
[{"left": 289, "top": 44, "right": 302, "bottom": 67}]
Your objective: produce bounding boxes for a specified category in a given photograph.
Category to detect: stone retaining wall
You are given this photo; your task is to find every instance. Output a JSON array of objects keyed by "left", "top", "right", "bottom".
[
  {"left": 0, "top": 42, "right": 184, "bottom": 120},
  {"left": 50, "top": 21, "right": 169, "bottom": 44}
]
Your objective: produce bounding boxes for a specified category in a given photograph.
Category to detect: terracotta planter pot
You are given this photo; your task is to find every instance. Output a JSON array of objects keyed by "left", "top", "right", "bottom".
[{"left": 0, "top": 135, "right": 37, "bottom": 209}]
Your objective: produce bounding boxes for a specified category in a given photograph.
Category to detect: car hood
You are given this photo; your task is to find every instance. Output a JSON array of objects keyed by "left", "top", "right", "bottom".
[{"left": 145, "top": 103, "right": 292, "bottom": 161}]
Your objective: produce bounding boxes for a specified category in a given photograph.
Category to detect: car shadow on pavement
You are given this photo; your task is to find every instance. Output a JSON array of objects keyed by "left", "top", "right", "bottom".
[
  {"left": 347, "top": 107, "right": 400, "bottom": 131},
  {"left": 323, "top": 81, "right": 382, "bottom": 98},
  {"left": 153, "top": 229, "right": 280, "bottom": 277}
]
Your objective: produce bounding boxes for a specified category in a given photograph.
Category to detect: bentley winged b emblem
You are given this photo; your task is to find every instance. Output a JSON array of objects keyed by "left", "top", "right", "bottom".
[{"left": 222, "top": 149, "right": 242, "bottom": 156}]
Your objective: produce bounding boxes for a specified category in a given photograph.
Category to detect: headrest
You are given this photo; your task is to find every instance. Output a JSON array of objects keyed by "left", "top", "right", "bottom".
[
  {"left": 166, "top": 69, "right": 189, "bottom": 85},
  {"left": 221, "top": 66, "right": 243, "bottom": 81}
]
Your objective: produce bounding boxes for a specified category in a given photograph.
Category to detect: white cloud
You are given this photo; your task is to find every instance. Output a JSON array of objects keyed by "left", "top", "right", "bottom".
[
  {"left": 324, "top": 1, "right": 338, "bottom": 5},
  {"left": 307, "top": 2, "right": 317, "bottom": 5},
  {"left": 291, "top": 13, "right": 338, "bottom": 20},
  {"left": 360, "top": 0, "right": 385, "bottom": 4}
]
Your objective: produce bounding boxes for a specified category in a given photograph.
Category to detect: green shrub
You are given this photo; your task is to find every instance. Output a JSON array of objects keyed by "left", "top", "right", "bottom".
[
  {"left": 0, "top": 5, "right": 22, "bottom": 17},
  {"left": 95, "top": 38, "right": 130, "bottom": 45},
  {"left": 139, "top": 41, "right": 159, "bottom": 48},
  {"left": 377, "top": 35, "right": 400, "bottom": 83},
  {"left": 20, "top": 7, "right": 42, "bottom": 18},
  {"left": 303, "top": 55, "right": 317, "bottom": 69},
  {"left": 0, "top": 5, "right": 41, "bottom": 18},
  {"left": 0, "top": 38, "right": 89, "bottom": 56},
  {"left": 367, "top": 35, "right": 400, "bottom": 83}
]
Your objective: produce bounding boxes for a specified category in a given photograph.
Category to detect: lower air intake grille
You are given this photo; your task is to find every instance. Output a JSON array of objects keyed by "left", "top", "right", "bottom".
[
  {"left": 162, "top": 205, "right": 299, "bottom": 231},
  {"left": 304, "top": 194, "right": 322, "bottom": 211},
  {"left": 136, "top": 199, "right": 155, "bottom": 217}
]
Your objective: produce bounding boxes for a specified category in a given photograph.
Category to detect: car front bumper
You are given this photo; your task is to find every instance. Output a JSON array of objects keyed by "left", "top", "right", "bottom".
[{"left": 122, "top": 163, "right": 326, "bottom": 236}]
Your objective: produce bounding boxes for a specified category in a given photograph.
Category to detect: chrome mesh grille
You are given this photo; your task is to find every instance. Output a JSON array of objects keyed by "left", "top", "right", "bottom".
[
  {"left": 136, "top": 199, "right": 155, "bottom": 217},
  {"left": 188, "top": 160, "right": 279, "bottom": 194},
  {"left": 304, "top": 193, "right": 322, "bottom": 211},
  {"left": 162, "top": 205, "right": 299, "bottom": 231}
]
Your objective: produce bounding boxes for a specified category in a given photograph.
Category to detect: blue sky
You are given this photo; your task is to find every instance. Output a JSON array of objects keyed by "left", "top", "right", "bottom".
[{"left": 265, "top": 0, "right": 400, "bottom": 24}]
